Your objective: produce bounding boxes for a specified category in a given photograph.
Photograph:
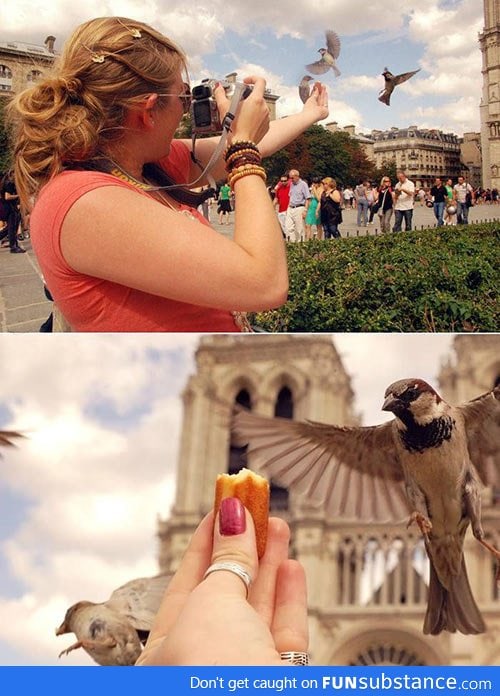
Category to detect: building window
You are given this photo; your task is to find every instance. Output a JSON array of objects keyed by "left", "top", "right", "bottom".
[
  {"left": 0, "top": 64, "right": 13, "bottom": 91},
  {"left": 269, "top": 386, "right": 293, "bottom": 511},
  {"left": 228, "top": 389, "right": 252, "bottom": 476},
  {"left": 27, "top": 69, "right": 43, "bottom": 82}
]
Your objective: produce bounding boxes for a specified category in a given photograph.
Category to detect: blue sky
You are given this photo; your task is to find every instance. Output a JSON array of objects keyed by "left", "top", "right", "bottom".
[
  {"left": 0, "top": 0, "right": 485, "bottom": 134},
  {"left": 0, "top": 333, "right": 466, "bottom": 664}
]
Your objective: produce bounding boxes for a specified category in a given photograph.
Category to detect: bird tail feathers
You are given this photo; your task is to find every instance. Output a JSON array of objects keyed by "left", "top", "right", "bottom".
[{"left": 424, "top": 557, "right": 486, "bottom": 635}]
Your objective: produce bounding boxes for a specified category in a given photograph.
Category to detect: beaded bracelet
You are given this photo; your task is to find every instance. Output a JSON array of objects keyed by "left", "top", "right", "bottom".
[
  {"left": 224, "top": 140, "right": 260, "bottom": 162},
  {"left": 225, "top": 153, "right": 262, "bottom": 173},
  {"left": 228, "top": 164, "right": 267, "bottom": 189},
  {"left": 225, "top": 149, "right": 262, "bottom": 168}
]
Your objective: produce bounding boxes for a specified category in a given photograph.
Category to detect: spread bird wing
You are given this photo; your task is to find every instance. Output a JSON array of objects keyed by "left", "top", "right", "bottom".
[
  {"left": 325, "top": 30, "right": 341, "bottom": 59},
  {"left": 106, "top": 574, "right": 172, "bottom": 632},
  {"left": 0, "top": 431, "right": 24, "bottom": 449},
  {"left": 232, "top": 409, "right": 409, "bottom": 522},
  {"left": 392, "top": 69, "right": 420, "bottom": 86},
  {"left": 305, "top": 60, "right": 331, "bottom": 75},
  {"left": 458, "top": 385, "right": 500, "bottom": 487}
]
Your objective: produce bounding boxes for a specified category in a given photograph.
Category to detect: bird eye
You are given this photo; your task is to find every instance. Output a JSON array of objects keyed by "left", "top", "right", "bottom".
[{"left": 402, "top": 387, "right": 418, "bottom": 402}]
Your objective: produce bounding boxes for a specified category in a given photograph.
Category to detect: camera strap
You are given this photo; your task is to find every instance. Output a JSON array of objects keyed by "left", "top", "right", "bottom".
[{"left": 189, "top": 82, "right": 249, "bottom": 190}]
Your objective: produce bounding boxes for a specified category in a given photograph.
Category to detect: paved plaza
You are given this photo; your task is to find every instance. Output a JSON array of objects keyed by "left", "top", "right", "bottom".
[{"left": 1, "top": 203, "right": 498, "bottom": 332}]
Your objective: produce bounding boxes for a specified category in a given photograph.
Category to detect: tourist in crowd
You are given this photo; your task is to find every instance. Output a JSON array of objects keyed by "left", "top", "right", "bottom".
[
  {"left": 273, "top": 175, "right": 290, "bottom": 236},
  {"left": 430, "top": 177, "right": 447, "bottom": 227},
  {"left": 393, "top": 170, "right": 415, "bottom": 232},
  {"left": 285, "top": 169, "right": 310, "bottom": 242},
  {"left": 354, "top": 180, "right": 370, "bottom": 227},
  {"left": 376, "top": 176, "right": 394, "bottom": 233},
  {"left": 304, "top": 176, "right": 323, "bottom": 240},
  {"left": 454, "top": 176, "right": 474, "bottom": 224},
  {"left": 320, "top": 177, "right": 342, "bottom": 239}
]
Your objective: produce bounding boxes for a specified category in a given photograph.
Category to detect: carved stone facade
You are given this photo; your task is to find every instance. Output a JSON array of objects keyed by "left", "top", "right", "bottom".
[
  {"left": 158, "top": 335, "right": 500, "bottom": 666},
  {"left": 479, "top": 0, "right": 500, "bottom": 190},
  {"left": 0, "top": 38, "right": 56, "bottom": 98}
]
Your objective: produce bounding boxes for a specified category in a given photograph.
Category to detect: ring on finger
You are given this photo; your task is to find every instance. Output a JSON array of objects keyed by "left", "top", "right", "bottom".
[{"left": 203, "top": 561, "right": 252, "bottom": 598}]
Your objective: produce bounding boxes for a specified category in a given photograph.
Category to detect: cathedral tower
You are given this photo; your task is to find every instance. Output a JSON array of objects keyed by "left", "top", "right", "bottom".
[{"left": 479, "top": 0, "right": 500, "bottom": 190}]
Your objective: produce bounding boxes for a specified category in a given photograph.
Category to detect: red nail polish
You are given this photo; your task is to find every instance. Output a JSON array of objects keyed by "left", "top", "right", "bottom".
[{"left": 219, "top": 497, "right": 246, "bottom": 536}]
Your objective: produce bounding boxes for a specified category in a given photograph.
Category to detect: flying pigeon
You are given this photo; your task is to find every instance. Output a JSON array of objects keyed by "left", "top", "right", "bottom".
[
  {"left": 306, "top": 30, "right": 341, "bottom": 77},
  {"left": 378, "top": 67, "right": 421, "bottom": 106}
]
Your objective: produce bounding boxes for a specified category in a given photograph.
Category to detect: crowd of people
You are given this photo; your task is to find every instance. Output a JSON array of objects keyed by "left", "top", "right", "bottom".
[{"left": 265, "top": 171, "right": 487, "bottom": 239}]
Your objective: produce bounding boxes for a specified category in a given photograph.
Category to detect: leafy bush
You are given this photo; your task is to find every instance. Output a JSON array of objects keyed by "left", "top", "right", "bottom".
[{"left": 252, "top": 223, "right": 499, "bottom": 332}]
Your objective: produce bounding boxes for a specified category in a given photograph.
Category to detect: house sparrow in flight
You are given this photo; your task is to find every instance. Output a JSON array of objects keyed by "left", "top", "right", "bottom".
[
  {"left": 306, "top": 30, "right": 341, "bottom": 77},
  {"left": 232, "top": 380, "right": 500, "bottom": 635},
  {"left": 378, "top": 67, "right": 420, "bottom": 105},
  {"left": 0, "top": 431, "right": 24, "bottom": 450},
  {"left": 299, "top": 75, "right": 314, "bottom": 104},
  {"left": 56, "top": 574, "right": 171, "bottom": 665}
]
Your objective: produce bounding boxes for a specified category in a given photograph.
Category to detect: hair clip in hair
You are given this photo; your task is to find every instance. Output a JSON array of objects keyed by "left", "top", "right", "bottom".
[
  {"left": 116, "top": 18, "right": 142, "bottom": 38},
  {"left": 91, "top": 53, "right": 105, "bottom": 63}
]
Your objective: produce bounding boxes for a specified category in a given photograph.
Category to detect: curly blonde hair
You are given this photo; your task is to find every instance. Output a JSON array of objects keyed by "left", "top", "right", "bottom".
[{"left": 7, "top": 17, "right": 187, "bottom": 209}]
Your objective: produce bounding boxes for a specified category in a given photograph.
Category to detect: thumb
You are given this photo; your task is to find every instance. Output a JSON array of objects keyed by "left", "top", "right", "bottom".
[{"left": 206, "top": 497, "right": 259, "bottom": 599}]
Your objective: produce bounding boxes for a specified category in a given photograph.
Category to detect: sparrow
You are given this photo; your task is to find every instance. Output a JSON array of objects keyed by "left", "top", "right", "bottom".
[
  {"left": 232, "top": 380, "right": 500, "bottom": 635},
  {"left": 0, "top": 431, "right": 24, "bottom": 450},
  {"left": 306, "top": 30, "right": 341, "bottom": 77},
  {"left": 378, "top": 67, "right": 420, "bottom": 105},
  {"left": 56, "top": 573, "right": 171, "bottom": 665},
  {"left": 299, "top": 75, "right": 313, "bottom": 104}
]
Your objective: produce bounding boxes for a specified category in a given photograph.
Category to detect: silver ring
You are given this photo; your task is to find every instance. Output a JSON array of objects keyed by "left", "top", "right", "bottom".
[
  {"left": 203, "top": 561, "right": 252, "bottom": 598},
  {"left": 280, "top": 651, "right": 310, "bottom": 666}
]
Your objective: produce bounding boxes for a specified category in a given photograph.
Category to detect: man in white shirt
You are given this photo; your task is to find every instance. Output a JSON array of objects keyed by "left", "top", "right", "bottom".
[
  {"left": 453, "top": 176, "right": 474, "bottom": 225},
  {"left": 393, "top": 170, "right": 416, "bottom": 232}
]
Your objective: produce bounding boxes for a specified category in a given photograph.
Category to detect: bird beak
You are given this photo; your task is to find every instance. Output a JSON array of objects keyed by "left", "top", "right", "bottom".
[
  {"left": 55, "top": 623, "right": 67, "bottom": 636},
  {"left": 382, "top": 395, "right": 400, "bottom": 413}
]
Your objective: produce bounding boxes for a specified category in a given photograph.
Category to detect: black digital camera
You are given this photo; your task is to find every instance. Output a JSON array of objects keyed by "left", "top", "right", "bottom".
[{"left": 190, "top": 79, "right": 252, "bottom": 135}]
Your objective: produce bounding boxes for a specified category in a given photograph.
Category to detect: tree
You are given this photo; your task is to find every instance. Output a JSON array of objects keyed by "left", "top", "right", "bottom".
[
  {"left": 373, "top": 158, "right": 398, "bottom": 185},
  {"left": 0, "top": 98, "right": 12, "bottom": 174},
  {"left": 263, "top": 125, "right": 376, "bottom": 186}
]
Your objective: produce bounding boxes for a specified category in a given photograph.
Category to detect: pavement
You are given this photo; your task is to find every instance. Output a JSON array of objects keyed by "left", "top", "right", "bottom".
[{"left": 1, "top": 203, "right": 498, "bottom": 333}]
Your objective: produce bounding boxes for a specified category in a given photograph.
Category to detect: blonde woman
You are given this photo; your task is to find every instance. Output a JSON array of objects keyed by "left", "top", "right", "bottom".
[
  {"left": 8, "top": 17, "right": 328, "bottom": 332},
  {"left": 304, "top": 177, "right": 323, "bottom": 240},
  {"left": 377, "top": 176, "right": 395, "bottom": 233},
  {"left": 320, "top": 177, "right": 342, "bottom": 239}
]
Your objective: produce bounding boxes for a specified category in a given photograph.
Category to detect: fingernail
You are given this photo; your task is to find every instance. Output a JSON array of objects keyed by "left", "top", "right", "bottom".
[{"left": 219, "top": 497, "right": 246, "bottom": 536}]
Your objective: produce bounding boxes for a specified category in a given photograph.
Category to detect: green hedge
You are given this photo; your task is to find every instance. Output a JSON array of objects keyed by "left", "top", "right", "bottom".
[{"left": 252, "top": 222, "right": 499, "bottom": 332}]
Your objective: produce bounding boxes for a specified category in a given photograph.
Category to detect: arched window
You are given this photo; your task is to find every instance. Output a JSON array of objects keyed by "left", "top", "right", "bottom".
[
  {"left": 270, "top": 386, "right": 292, "bottom": 511},
  {"left": 350, "top": 644, "right": 425, "bottom": 666},
  {"left": 0, "top": 65, "right": 13, "bottom": 91},
  {"left": 228, "top": 389, "right": 251, "bottom": 476}
]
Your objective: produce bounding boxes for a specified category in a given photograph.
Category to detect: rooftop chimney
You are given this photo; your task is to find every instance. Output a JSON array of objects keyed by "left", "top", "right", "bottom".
[{"left": 44, "top": 36, "right": 56, "bottom": 53}]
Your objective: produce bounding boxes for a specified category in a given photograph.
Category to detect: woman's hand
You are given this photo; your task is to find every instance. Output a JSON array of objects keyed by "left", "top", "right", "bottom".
[
  {"left": 136, "top": 500, "right": 308, "bottom": 666},
  {"left": 214, "top": 77, "right": 270, "bottom": 145},
  {"left": 302, "top": 81, "right": 329, "bottom": 123}
]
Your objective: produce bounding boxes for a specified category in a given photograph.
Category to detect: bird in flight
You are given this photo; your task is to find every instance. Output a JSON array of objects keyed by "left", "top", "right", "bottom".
[
  {"left": 232, "top": 380, "right": 500, "bottom": 636},
  {"left": 306, "top": 30, "right": 341, "bottom": 77},
  {"left": 378, "top": 67, "right": 421, "bottom": 105},
  {"left": 298, "top": 75, "right": 314, "bottom": 104}
]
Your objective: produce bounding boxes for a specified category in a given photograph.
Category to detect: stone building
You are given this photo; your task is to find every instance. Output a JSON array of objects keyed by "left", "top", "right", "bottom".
[
  {"left": 0, "top": 37, "right": 56, "bottom": 98},
  {"left": 369, "top": 126, "right": 462, "bottom": 188},
  {"left": 479, "top": 0, "right": 500, "bottom": 191},
  {"left": 158, "top": 334, "right": 500, "bottom": 666},
  {"left": 460, "top": 132, "right": 483, "bottom": 189}
]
